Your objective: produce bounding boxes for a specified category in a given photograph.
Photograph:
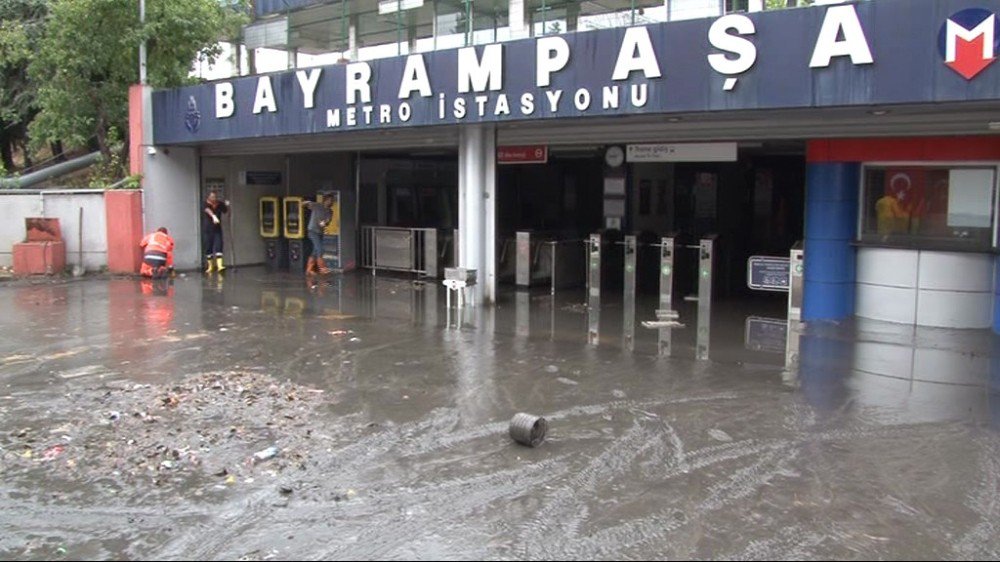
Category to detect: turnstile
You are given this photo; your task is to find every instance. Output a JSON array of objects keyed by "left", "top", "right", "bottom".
[
  {"left": 695, "top": 236, "right": 716, "bottom": 360},
  {"left": 788, "top": 241, "right": 804, "bottom": 321},
  {"left": 657, "top": 236, "right": 676, "bottom": 356},
  {"left": 600, "top": 232, "right": 716, "bottom": 358},
  {"left": 623, "top": 235, "right": 637, "bottom": 351},
  {"left": 587, "top": 233, "right": 601, "bottom": 346}
]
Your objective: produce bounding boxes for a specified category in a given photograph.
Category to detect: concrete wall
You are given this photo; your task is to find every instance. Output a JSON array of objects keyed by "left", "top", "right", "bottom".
[
  {"left": 144, "top": 147, "right": 201, "bottom": 269},
  {"left": 0, "top": 190, "right": 108, "bottom": 271}
]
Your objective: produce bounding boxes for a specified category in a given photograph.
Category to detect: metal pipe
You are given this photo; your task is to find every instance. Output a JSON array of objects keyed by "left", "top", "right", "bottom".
[
  {"left": 0, "top": 152, "right": 102, "bottom": 189},
  {"left": 509, "top": 413, "right": 547, "bottom": 447}
]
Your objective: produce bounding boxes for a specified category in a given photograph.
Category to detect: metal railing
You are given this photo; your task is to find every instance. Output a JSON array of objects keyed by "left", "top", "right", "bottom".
[{"left": 361, "top": 225, "right": 454, "bottom": 278}]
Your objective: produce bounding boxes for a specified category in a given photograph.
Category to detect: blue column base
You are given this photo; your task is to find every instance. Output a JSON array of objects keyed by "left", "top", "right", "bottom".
[
  {"left": 803, "top": 280, "right": 856, "bottom": 322},
  {"left": 799, "top": 333, "right": 853, "bottom": 411}
]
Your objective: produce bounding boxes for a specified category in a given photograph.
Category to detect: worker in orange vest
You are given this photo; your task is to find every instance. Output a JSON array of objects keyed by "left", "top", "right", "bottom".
[{"left": 139, "top": 227, "right": 175, "bottom": 279}]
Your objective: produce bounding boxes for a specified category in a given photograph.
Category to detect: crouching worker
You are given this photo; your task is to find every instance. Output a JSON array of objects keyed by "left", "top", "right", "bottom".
[{"left": 139, "top": 227, "right": 175, "bottom": 279}]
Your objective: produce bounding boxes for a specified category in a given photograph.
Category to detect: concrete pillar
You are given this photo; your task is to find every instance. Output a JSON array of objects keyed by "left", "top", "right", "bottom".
[
  {"left": 567, "top": 3, "right": 580, "bottom": 32},
  {"left": 128, "top": 84, "right": 153, "bottom": 178},
  {"left": 509, "top": 0, "right": 529, "bottom": 39},
  {"left": 991, "top": 338, "right": 1000, "bottom": 427},
  {"left": 458, "top": 124, "right": 497, "bottom": 304},
  {"left": 407, "top": 14, "right": 418, "bottom": 53},
  {"left": 993, "top": 257, "right": 1000, "bottom": 333},
  {"left": 105, "top": 191, "right": 144, "bottom": 274},
  {"left": 143, "top": 147, "right": 202, "bottom": 270},
  {"left": 348, "top": 15, "right": 359, "bottom": 60},
  {"left": 803, "top": 162, "right": 860, "bottom": 321}
]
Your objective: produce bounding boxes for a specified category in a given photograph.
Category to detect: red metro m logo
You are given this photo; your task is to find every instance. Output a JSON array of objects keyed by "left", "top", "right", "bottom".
[{"left": 939, "top": 8, "right": 999, "bottom": 80}]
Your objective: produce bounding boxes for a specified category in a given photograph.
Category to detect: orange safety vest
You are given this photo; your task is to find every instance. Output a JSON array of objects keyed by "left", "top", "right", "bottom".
[{"left": 140, "top": 231, "right": 175, "bottom": 265}]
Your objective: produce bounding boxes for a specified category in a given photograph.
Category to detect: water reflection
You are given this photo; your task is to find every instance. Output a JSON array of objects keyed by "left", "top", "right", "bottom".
[
  {"left": 790, "top": 320, "right": 998, "bottom": 425},
  {"left": 189, "top": 269, "right": 1000, "bottom": 428}
]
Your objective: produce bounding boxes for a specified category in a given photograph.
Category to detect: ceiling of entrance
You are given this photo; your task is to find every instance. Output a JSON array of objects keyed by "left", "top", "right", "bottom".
[{"left": 197, "top": 102, "right": 1000, "bottom": 157}]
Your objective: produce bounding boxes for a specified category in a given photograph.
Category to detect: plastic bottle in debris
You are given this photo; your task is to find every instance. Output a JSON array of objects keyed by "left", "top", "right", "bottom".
[{"left": 254, "top": 446, "right": 280, "bottom": 462}]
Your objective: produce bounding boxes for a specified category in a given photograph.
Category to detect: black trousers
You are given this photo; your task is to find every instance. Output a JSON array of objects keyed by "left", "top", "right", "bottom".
[{"left": 203, "top": 229, "right": 224, "bottom": 259}]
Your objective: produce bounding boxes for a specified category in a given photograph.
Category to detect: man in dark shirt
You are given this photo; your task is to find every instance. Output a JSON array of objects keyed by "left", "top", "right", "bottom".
[{"left": 202, "top": 191, "right": 229, "bottom": 273}]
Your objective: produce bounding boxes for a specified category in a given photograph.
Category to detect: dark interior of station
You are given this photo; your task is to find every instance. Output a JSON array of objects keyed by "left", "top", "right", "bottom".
[
  {"left": 493, "top": 143, "right": 806, "bottom": 300},
  {"left": 349, "top": 142, "right": 805, "bottom": 303}
]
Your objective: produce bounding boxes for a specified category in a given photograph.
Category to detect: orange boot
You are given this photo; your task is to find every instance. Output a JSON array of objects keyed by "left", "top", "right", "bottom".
[
  {"left": 305, "top": 257, "right": 317, "bottom": 275},
  {"left": 316, "top": 258, "right": 332, "bottom": 275}
]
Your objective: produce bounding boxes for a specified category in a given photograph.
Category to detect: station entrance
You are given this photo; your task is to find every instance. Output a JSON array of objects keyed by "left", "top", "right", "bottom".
[
  {"left": 197, "top": 136, "right": 806, "bottom": 361},
  {"left": 494, "top": 141, "right": 806, "bottom": 360}
]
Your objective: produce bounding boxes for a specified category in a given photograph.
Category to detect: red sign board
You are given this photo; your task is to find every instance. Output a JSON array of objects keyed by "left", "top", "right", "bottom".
[{"left": 498, "top": 145, "right": 548, "bottom": 164}]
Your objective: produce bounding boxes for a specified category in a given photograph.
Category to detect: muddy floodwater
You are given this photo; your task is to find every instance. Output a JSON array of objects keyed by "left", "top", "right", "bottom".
[{"left": 1, "top": 271, "right": 998, "bottom": 560}]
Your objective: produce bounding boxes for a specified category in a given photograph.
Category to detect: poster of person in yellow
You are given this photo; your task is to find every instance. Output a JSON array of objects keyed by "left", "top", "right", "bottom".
[{"left": 876, "top": 169, "right": 928, "bottom": 238}]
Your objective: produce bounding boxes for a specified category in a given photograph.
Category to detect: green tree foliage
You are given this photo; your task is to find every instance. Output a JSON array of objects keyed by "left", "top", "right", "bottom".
[
  {"left": 0, "top": 0, "right": 48, "bottom": 173},
  {"left": 29, "top": 0, "right": 247, "bottom": 176}
]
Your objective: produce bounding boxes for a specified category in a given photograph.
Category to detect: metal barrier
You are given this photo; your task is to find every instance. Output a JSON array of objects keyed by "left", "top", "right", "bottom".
[
  {"left": 657, "top": 236, "right": 676, "bottom": 356},
  {"left": 623, "top": 235, "right": 637, "bottom": 351},
  {"left": 361, "top": 226, "right": 450, "bottom": 278},
  {"left": 507, "top": 231, "right": 588, "bottom": 293},
  {"left": 788, "top": 241, "right": 804, "bottom": 321},
  {"left": 587, "top": 233, "right": 601, "bottom": 346},
  {"left": 695, "top": 235, "right": 716, "bottom": 360}
]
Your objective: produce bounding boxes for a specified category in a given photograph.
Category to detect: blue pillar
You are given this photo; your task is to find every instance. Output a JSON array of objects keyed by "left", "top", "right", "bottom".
[
  {"left": 799, "top": 332, "right": 853, "bottom": 413},
  {"left": 803, "top": 163, "right": 860, "bottom": 321}
]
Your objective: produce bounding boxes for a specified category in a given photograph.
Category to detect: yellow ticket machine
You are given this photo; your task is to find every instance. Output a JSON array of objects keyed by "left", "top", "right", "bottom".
[
  {"left": 283, "top": 196, "right": 307, "bottom": 272},
  {"left": 259, "top": 196, "right": 287, "bottom": 271}
]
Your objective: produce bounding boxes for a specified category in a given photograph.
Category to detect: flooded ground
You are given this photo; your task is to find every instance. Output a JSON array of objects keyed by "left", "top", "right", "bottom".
[{"left": 0, "top": 270, "right": 998, "bottom": 560}]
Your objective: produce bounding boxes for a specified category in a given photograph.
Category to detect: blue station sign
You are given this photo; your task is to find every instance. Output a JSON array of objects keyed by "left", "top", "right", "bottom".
[{"left": 153, "top": 0, "right": 1000, "bottom": 145}]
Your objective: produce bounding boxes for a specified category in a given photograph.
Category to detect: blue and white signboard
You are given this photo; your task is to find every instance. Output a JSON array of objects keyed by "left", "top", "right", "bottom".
[{"left": 154, "top": 0, "right": 1000, "bottom": 145}]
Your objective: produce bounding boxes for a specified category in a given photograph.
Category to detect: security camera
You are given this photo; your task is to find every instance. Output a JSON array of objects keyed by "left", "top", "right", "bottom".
[{"left": 147, "top": 146, "right": 157, "bottom": 156}]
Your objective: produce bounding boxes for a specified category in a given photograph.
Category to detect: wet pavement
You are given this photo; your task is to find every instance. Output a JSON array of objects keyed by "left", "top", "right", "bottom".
[{"left": 1, "top": 269, "right": 999, "bottom": 560}]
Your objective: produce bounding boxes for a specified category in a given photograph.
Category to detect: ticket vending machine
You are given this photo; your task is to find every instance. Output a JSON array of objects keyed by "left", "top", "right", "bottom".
[
  {"left": 259, "top": 196, "right": 288, "bottom": 271},
  {"left": 283, "top": 196, "right": 307, "bottom": 272},
  {"left": 317, "top": 189, "right": 357, "bottom": 271}
]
